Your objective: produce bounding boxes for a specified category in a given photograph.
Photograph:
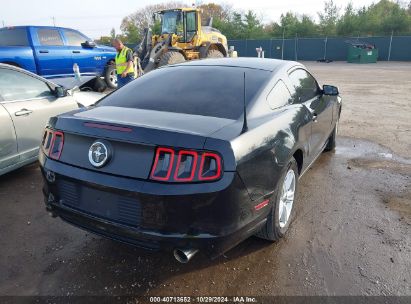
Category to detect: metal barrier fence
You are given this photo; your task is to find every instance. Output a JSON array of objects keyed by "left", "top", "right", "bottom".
[{"left": 228, "top": 36, "right": 411, "bottom": 61}]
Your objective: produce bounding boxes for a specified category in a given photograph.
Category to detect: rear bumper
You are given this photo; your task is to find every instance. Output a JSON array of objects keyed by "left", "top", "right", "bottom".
[
  {"left": 40, "top": 155, "right": 269, "bottom": 258},
  {"left": 46, "top": 202, "right": 266, "bottom": 258}
]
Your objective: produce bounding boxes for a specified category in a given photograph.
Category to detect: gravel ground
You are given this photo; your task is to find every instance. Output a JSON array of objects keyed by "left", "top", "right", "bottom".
[{"left": 0, "top": 62, "right": 410, "bottom": 297}]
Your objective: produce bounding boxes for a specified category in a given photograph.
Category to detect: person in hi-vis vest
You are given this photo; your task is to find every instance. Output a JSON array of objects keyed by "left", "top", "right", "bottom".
[{"left": 112, "top": 38, "right": 135, "bottom": 88}]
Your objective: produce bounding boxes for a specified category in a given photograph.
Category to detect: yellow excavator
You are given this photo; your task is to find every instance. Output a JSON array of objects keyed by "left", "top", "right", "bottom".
[{"left": 136, "top": 7, "right": 229, "bottom": 75}]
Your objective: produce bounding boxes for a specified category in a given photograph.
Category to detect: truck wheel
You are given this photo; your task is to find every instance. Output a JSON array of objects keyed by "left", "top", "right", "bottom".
[
  {"left": 255, "top": 158, "right": 299, "bottom": 242},
  {"left": 105, "top": 64, "right": 117, "bottom": 89},
  {"left": 206, "top": 49, "right": 224, "bottom": 58},
  {"left": 158, "top": 51, "right": 185, "bottom": 67}
]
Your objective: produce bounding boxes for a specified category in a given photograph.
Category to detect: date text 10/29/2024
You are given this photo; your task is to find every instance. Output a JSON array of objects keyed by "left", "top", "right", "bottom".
[{"left": 149, "top": 297, "right": 258, "bottom": 303}]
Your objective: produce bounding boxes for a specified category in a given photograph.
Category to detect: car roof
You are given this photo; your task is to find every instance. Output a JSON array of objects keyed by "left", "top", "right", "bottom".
[
  {"left": 157, "top": 7, "right": 199, "bottom": 13},
  {"left": 0, "top": 63, "right": 58, "bottom": 86},
  {"left": 169, "top": 58, "right": 296, "bottom": 72},
  {"left": 0, "top": 26, "right": 82, "bottom": 32},
  {"left": 0, "top": 62, "right": 33, "bottom": 73}
]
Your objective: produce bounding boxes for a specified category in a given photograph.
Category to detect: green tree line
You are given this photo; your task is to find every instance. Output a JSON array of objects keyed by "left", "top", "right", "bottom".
[{"left": 101, "top": 0, "right": 411, "bottom": 44}]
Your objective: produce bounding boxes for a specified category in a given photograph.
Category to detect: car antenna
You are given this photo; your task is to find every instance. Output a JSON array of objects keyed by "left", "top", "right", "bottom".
[{"left": 241, "top": 72, "right": 248, "bottom": 134}]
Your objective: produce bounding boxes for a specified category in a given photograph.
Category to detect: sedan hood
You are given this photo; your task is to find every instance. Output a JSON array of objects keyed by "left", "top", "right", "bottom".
[{"left": 48, "top": 76, "right": 97, "bottom": 90}]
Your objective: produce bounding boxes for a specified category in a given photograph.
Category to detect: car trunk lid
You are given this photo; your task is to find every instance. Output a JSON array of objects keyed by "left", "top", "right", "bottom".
[{"left": 51, "top": 106, "right": 236, "bottom": 180}]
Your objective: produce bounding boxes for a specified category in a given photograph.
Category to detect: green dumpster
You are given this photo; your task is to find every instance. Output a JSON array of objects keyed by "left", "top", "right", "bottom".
[{"left": 347, "top": 42, "right": 378, "bottom": 63}]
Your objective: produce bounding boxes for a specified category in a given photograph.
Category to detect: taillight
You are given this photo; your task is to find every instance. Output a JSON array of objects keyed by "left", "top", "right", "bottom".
[
  {"left": 42, "top": 129, "right": 64, "bottom": 160},
  {"left": 174, "top": 150, "right": 198, "bottom": 182},
  {"left": 42, "top": 130, "right": 53, "bottom": 152},
  {"left": 199, "top": 152, "right": 222, "bottom": 181},
  {"left": 150, "top": 147, "right": 223, "bottom": 183},
  {"left": 150, "top": 147, "right": 175, "bottom": 181}
]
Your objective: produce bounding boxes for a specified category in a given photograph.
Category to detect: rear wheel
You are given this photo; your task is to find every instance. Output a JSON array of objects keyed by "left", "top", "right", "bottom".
[
  {"left": 105, "top": 64, "right": 117, "bottom": 89},
  {"left": 158, "top": 51, "right": 186, "bottom": 67},
  {"left": 255, "top": 158, "right": 299, "bottom": 241},
  {"left": 324, "top": 120, "right": 339, "bottom": 152},
  {"left": 206, "top": 49, "right": 224, "bottom": 58}
]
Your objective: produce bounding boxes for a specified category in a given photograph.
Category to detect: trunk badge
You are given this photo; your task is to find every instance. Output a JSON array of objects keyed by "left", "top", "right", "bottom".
[{"left": 88, "top": 141, "right": 111, "bottom": 168}]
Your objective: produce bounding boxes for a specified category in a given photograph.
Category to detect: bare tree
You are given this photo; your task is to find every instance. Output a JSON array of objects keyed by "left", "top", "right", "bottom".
[{"left": 198, "top": 2, "right": 233, "bottom": 24}]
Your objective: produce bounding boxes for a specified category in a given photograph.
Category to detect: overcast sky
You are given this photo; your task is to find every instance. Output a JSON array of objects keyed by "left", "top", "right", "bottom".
[{"left": 1, "top": 0, "right": 378, "bottom": 38}]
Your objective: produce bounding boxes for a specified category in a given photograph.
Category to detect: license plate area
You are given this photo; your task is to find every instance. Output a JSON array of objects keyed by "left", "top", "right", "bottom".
[{"left": 58, "top": 180, "right": 141, "bottom": 227}]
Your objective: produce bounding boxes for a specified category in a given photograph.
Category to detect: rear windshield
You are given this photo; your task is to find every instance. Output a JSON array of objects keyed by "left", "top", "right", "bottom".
[
  {"left": 0, "top": 28, "right": 29, "bottom": 46},
  {"left": 98, "top": 66, "right": 270, "bottom": 120}
]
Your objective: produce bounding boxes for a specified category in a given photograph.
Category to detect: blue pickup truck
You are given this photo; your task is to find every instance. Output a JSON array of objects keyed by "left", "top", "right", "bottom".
[{"left": 0, "top": 26, "right": 118, "bottom": 88}]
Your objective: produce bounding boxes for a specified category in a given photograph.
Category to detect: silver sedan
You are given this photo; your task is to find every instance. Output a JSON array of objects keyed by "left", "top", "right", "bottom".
[{"left": 0, "top": 64, "right": 104, "bottom": 175}]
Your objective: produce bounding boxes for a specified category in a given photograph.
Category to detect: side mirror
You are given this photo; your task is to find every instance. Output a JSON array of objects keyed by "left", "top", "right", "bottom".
[
  {"left": 81, "top": 40, "right": 96, "bottom": 48},
  {"left": 323, "top": 85, "right": 339, "bottom": 96},
  {"left": 55, "top": 86, "right": 67, "bottom": 98}
]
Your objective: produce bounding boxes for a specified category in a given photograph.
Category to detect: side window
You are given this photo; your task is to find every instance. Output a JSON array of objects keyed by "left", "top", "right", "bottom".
[
  {"left": 288, "top": 69, "right": 319, "bottom": 103},
  {"left": 186, "top": 11, "right": 197, "bottom": 41},
  {"left": 37, "top": 29, "right": 64, "bottom": 46},
  {"left": 267, "top": 80, "right": 293, "bottom": 109},
  {"left": 0, "top": 68, "right": 53, "bottom": 101},
  {"left": 0, "top": 28, "right": 29, "bottom": 46},
  {"left": 63, "top": 30, "right": 88, "bottom": 46}
]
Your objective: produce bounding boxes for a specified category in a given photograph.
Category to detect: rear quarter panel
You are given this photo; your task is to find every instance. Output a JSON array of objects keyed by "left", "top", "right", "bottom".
[
  {"left": 231, "top": 105, "right": 311, "bottom": 202},
  {"left": 0, "top": 46, "right": 37, "bottom": 73}
]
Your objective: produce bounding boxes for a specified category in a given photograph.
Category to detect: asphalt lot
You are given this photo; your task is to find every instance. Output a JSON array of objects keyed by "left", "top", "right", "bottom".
[{"left": 0, "top": 62, "right": 410, "bottom": 297}]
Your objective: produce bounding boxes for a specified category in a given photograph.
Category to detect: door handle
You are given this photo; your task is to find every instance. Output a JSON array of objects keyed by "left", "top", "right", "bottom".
[
  {"left": 312, "top": 113, "right": 318, "bottom": 122},
  {"left": 72, "top": 50, "right": 81, "bottom": 53},
  {"left": 39, "top": 50, "right": 49, "bottom": 53},
  {"left": 15, "top": 109, "right": 33, "bottom": 116}
]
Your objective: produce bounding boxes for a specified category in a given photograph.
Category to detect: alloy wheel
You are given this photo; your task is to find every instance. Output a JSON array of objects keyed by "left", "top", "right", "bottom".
[
  {"left": 278, "top": 169, "right": 296, "bottom": 228},
  {"left": 109, "top": 70, "right": 118, "bottom": 87}
]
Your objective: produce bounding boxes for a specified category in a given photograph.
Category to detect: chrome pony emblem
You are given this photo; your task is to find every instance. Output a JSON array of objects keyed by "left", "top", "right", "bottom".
[{"left": 88, "top": 141, "right": 110, "bottom": 168}]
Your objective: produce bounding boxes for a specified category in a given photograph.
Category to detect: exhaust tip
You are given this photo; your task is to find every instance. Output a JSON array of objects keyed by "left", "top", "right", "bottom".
[
  {"left": 174, "top": 249, "right": 189, "bottom": 263},
  {"left": 173, "top": 248, "right": 198, "bottom": 264}
]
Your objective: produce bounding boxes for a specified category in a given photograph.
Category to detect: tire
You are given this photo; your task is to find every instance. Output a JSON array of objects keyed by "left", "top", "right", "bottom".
[
  {"left": 92, "top": 77, "right": 107, "bottom": 92},
  {"left": 324, "top": 120, "right": 338, "bottom": 152},
  {"left": 80, "top": 77, "right": 108, "bottom": 92},
  {"left": 206, "top": 49, "right": 224, "bottom": 58},
  {"left": 158, "top": 51, "right": 186, "bottom": 67},
  {"left": 255, "top": 158, "right": 299, "bottom": 241},
  {"left": 104, "top": 64, "right": 117, "bottom": 89}
]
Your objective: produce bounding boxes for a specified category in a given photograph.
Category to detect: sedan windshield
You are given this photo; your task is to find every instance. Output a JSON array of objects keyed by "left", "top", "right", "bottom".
[{"left": 97, "top": 66, "right": 270, "bottom": 120}]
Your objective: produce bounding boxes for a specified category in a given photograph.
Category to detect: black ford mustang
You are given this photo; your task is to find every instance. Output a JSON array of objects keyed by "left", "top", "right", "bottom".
[{"left": 40, "top": 58, "right": 341, "bottom": 263}]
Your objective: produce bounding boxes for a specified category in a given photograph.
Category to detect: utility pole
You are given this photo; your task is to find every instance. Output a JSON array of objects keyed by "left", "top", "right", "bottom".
[
  {"left": 2, "top": 20, "right": 5, "bottom": 27},
  {"left": 51, "top": 16, "right": 56, "bottom": 27}
]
